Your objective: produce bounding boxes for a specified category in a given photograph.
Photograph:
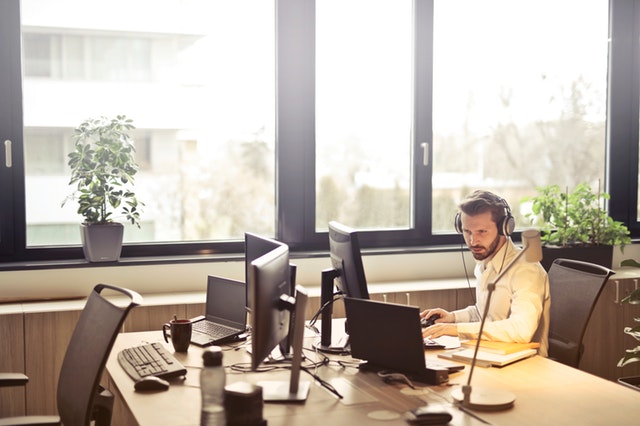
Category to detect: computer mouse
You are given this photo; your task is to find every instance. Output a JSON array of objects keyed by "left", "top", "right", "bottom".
[
  {"left": 421, "top": 314, "right": 441, "bottom": 328},
  {"left": 405, "top": 405, "right": 452, "bottom": 425},
  {"left": 134, "top": 376, "right": 170, "bottom": 391}
]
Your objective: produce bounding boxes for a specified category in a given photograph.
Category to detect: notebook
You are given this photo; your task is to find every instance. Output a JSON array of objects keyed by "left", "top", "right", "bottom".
[
  {"left": 343, "top": 297, "right": 464, "bottom": 385},
  {"left": 191, "top": 275, "right": 248, "bottom": 346}
]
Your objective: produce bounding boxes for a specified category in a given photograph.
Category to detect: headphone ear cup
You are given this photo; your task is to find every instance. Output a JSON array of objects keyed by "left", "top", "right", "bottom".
[
  {"left": 497, "top": 197, "right": 515, "bottom": 236},
  {"left": 503, "top": 214, "right": 515, "bottom": 236},
  {"left": 454, "top": 212, "right": 462, "bottom": 234}
]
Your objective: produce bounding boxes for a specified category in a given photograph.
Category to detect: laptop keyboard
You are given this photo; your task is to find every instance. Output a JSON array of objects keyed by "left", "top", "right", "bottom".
[{"left": 193, "top": 320, "right": 239, "bottom": 339}]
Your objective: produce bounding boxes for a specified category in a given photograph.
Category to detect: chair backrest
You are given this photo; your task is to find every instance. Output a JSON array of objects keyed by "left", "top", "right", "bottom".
[
  {"left": 547, "top": 258, "right": 613, "bottom": 368},
  {"left": 57, "top": 284, "right": 142, "bottom": 426}
]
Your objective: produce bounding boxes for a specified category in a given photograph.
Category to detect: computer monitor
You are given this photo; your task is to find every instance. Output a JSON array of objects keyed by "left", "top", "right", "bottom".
[
  {"left": 315, "top": 221, "right": 370, "bottom": 353},
  {"left": 245, "top": 233, "right": 286, "bottom": 309},
  {"left": 244, "top": 232, "right": 296, "bottom": 357},
  {"left": 249, "top": 244, "right": 310, "bottom": 401},
  {"left": 328, "top": 221, "right": 370, "bottom": 299}
]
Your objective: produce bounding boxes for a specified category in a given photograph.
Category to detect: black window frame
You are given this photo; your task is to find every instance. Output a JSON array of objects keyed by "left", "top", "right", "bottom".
[
  {"left": 608, "top": 0, "right": 640, "bottom": 235},
  {"left": 1, "top": 0, "right": 638, "bottom": 265}
]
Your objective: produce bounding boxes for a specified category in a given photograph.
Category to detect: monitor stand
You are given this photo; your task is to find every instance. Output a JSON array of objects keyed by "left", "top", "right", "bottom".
[
  {"left": 277, "top": 263, "right": 298, "bottom": 360},
  {"left": 312, "top": 268, "right": 350, "bottom": 354},
  {"left": 258, "top": 285, "right": 310, "bottom": 402}
]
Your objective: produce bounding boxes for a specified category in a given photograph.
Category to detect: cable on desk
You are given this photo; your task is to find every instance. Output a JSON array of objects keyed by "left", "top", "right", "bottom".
[
  {"left": 331, "top": 358, "right": 364, "bottom": 369},
  {"left": 300, "top": 366, "right": 343, "bottom": 399},
  {"left": 306, "top": 291, "right": 344, "bottom": 333},
  {"left": 376, "top": 371, "right": 416, "bottom": 389},
  {"left": 227, "top": 347, "right": 329, "bottom": 374},
  {"left": 226, "top": 352, "right": 343, "bottom": 399}
]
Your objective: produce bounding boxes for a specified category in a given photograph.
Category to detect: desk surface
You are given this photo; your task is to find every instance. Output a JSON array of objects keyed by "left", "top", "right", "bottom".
[{"left": 106, "top": 331, "right": 640, "bottom": 426}]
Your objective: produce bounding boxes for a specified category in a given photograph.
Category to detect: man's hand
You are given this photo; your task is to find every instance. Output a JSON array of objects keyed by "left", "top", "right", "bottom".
[
  {"left": 420, "top": 308, "right": 454, "bottom": 323},
  {"left": 420, "top": 308, "right": 457, "bottom": 338},
  {"left": 422, "top": 323, "right": 458, "bottom": 339}
]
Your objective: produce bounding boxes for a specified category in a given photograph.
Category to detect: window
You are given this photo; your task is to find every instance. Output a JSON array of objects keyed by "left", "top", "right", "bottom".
[
  {"left": 0, "top": 0, "right": 637, "bottom": 263},
  {"left": 432, "top": 0, "right": 609, "bottom": 232},
  {"left": 315, "top": 0, "right": 413, "bottom": 231},
  {"left": 18, "top": 0, "right": 277, "bottom": 253}
]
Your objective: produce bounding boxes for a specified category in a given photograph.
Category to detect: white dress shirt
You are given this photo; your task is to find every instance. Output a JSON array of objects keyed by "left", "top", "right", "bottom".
[{"left": 452, "top": 238, "right": 550, "bottom": 357}]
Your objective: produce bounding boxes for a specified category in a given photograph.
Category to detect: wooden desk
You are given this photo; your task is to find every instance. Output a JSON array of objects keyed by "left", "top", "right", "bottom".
[{"left": 105, "top": 331, "right": 639, "bottom": 426}]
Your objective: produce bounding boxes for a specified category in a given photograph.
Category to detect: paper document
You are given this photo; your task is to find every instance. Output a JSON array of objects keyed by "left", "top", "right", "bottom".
[{"left": 432, "top": 335, "right": 461, "bottom": 349}]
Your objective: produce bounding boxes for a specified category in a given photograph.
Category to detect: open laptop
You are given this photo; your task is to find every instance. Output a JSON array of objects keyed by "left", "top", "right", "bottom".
[
  {"left": 343, "top": 297, "right": 464, "bottom": 385},
  {"left": 191, "top": 275, "right": 248, "bottom": 346}
]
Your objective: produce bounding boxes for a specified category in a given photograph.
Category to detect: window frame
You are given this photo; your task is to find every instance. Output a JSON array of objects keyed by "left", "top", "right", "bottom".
[
  {"left": 608, "top": 0, "right": 640, "bottom": 234},
  {"left": 0, "top": 0, "right": 638, "bottom": 264}
]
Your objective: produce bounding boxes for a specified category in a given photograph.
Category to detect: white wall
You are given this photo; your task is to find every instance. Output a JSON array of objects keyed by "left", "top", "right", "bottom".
[
  {"left": 1, "top": 243, "right": 638, "bottom": 303},
  {"left": 0, "top": 250, "right": 474, "bottom": 302}
]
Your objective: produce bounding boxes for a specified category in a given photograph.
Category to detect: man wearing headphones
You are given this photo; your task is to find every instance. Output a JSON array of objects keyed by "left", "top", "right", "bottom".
[{"left": 421, "top": 190, "right": 550, "bottom": 356}]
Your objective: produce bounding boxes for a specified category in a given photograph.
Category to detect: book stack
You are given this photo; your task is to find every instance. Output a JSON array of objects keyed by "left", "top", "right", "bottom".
[{"left": 438, "top": 340, "right": 540, "bottom": 367}]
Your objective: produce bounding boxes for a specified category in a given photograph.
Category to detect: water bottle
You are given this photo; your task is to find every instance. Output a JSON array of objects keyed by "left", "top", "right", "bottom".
[{"left": 200, "top": 346, "right": 226, "bottom": 426}]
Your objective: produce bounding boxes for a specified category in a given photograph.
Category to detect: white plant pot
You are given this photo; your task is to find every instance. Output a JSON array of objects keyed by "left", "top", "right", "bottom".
[{"left": 80, "top": 222, "right": 124, "bottom": 262}]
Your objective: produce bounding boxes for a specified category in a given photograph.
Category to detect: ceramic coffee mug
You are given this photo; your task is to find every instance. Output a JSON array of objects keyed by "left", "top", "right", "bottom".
[{"left": 162, "top": 318, "right": 192, "bottom": 352}]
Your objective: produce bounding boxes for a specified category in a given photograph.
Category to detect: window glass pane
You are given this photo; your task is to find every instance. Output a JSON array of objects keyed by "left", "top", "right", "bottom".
[
  {"left": 315, "top": 0, "right": 413, "bottom": 231},
  {"left": 432, "top": 0, "right": 609, "bottom": 232},
  {"left": 62, "top": 35, "right": 85, "bottom": 80},
  {"left": 23, "top": 33, "right": 57, "bottom": 77},
  {"left": 21, "top": 0, "right": 275, "bottom": 246}
]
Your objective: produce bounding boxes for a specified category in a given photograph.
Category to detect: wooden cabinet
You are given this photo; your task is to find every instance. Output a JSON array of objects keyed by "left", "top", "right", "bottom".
[
  {"left": 0, "top": 310, "right": 25, "bottom": 418},
  {"left": 580, "top": 277, "right": 640, "bottom": 381},
  {"left": 323, "top": 286, "right": 468, "bottom": 321},
  {"left": 24, "top": 309, "right": 82, "bottom": 415}
]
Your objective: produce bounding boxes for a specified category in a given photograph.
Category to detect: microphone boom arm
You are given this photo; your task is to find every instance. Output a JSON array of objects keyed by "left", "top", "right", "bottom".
[{"left": 461, "top": 242, "right": 530, "bottom": 407}]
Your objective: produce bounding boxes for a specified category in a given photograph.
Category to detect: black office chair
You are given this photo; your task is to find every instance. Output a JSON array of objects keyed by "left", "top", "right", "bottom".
[
  {"left": 0, "top": 283, "right": 142, "bottom": 426},
  {"left": 547, "top": 258, "right": 613, "bottom": 368}
]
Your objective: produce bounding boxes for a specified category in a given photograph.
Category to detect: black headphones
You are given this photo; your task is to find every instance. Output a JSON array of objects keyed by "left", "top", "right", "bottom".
[{"left": 454, "top": 195, "right": 515, "bottom": 237}]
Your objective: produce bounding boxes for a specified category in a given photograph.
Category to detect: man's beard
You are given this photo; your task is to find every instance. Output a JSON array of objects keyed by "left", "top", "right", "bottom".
[{"left": 470, "top": 234, "right": 501, "bottom": 260}]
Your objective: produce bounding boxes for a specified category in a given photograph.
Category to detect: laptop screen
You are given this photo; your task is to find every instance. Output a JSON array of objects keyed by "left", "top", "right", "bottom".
[{"left": 206, "top": 276, "right": 247, "bottom": 328}]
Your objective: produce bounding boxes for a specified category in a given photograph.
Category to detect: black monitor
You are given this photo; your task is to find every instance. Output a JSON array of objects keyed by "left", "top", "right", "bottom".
[
  {"left": 328, "top": 221, "right": 370, "bottom": 299},
  {"left": 244, "top": 232, "right": 296, "bottom": 357},
  {"left": 245, "top": 232, "right": 286, "bottom": 309},
  {"left": 249, "top": 244, "right": 310, "bottom": 401},
  {"left": 315, "top": 221, "right": 370, "bottom": 353}
]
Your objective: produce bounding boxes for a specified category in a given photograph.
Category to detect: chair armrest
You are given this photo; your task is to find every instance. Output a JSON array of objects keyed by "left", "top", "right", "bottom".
[{"left": 0, "top": 373, "right": 28, "bottom": 387}]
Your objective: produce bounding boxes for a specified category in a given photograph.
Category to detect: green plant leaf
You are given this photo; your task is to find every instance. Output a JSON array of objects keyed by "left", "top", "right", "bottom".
[
  {"left": 521, "top": 182, "right": 630, "bottom": 248},
  {"left": 620, "top": 259, "right": 640, "bottom": 268},
  {"left": 63, "top": 115, "right": 143, "bottom": 227},
  {"left": 618, "top": 347, "right": 640, "bottom": 367},
  {"left": 623, "top": 325, "right": 640, "bottom": 341},
  {"left": 621, "top": 288, "right": 640, "bottom": 305}
]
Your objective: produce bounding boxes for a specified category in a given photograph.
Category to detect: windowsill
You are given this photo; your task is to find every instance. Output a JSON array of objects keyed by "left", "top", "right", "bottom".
[
  {"left": 2, "top": 243, "right": 639, "bottom": 304},
  {"left": 0, "top": 244, "right": 465, "bottom": 272},
  {"left": 0, "top": 253, "right": 245, "bottom": 272}
]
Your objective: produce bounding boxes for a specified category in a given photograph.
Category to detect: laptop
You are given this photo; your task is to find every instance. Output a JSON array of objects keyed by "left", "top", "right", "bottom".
[
  {"left": 343, "top": 297, "right": 464, "bottom": 385},
  {"left": 191, "top": 275, "right": 248, "bottom": 346}
]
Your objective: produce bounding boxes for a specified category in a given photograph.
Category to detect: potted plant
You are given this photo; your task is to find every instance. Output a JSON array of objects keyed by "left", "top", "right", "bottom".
[
  {"left": 521, "top": 182, "right": 630, "bottom": 270},
  {"left": 617, "top": 287, "right": 640, "bottom": 391},
  {"left": 62, "top": 115, "right": 143, "bottom": 262}
]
